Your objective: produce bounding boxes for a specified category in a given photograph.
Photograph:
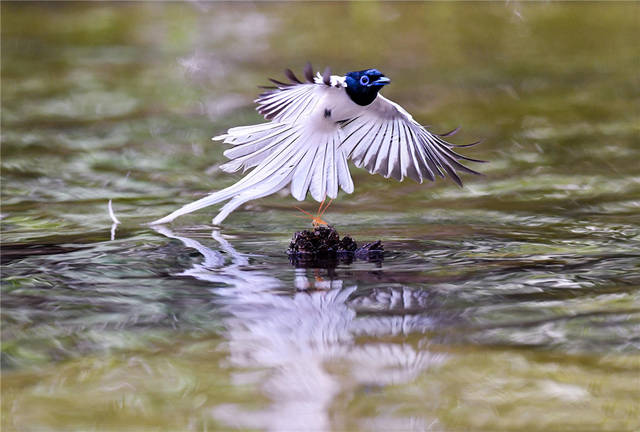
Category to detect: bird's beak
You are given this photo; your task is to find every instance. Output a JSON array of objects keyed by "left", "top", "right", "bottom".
[{"left": 373, "top": 76, "right": 391, "bottom": 86}]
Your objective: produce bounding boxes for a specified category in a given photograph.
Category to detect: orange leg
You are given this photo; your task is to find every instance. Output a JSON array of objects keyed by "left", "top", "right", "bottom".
[
  {"left": 294, "top": 197, "right": 333, "bottom": 227},
  {"left": 318, "top": 198, "right": 333, "bottom": 218}
]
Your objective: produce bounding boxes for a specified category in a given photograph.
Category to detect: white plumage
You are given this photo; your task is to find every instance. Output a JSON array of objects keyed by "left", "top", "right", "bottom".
[{"left": 150, "top": 65, "right": 482, "bottom": 226}]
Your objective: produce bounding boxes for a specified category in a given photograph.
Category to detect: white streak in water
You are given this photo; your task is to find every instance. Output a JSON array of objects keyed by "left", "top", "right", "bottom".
[
  {"left": 108, "top": 199, "right": 120, "bottom": 241},
  {"left": 108, "top": 199, "right": 121, "bottom": 224}
]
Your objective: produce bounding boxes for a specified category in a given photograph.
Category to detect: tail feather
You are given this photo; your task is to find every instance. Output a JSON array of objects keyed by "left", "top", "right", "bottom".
[
  {"left": 149, "top": 186, "right": 242, "bottom": 225},
  {"left": 291, "top": 143, "right": 319, "bottom": 201},
  {"left": 308, "top": 137, "right": 328, "bottom": 201},
  {"left": 150, "top": 122, "right": 353, "bottom": 226},
  {"left": 149, "top": 184, "right": 246, "bottom": 225},
  {"left": 212, "top": 167, "right": 294, "bottom": 225}
]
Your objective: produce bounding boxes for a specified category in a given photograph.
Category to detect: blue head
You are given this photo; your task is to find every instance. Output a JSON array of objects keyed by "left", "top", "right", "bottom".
[{"left": 344, "top": 69, "right": 391, "bottom": 106}]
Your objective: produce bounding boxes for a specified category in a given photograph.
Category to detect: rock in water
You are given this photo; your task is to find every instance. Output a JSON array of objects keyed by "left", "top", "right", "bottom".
[{"left": 287, "top": 225, "right": 383, "bottom": 267}]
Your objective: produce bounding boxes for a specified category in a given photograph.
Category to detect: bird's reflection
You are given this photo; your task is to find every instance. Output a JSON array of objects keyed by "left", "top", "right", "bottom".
[{"left": 153, "top": 226, "right": 448, "bottom": 431}]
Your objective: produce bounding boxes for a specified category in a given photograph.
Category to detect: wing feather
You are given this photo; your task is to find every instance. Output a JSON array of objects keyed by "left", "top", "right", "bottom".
[
  {"left": 397, "top": 120, "right": 411, "bottom": 180},
  {"left": 304, "top": 62, "right": 315, "bottom": 83},
  {"left": 397, "top": 121, "right": 422, "bottom": 180},
  {"left": 373, "top": 122, "right": 392, "bottom": 176},
  {"left": 386, "top": 120, "right": 401, "bottom": 179},
  {"left": 255, "top": 66, "right": 339, "bottom": 123},
  {"left": 221, "top": 124, "right": 290, "bottom": 156},
  {"left": 221, "top": 127, "right": 299, "bottom": 172},
  {"left": 403, "top": 122, "right": 423, "bottom": 183},
  {"left": 418, "top": 131, "right": 446, "bottom": 179},
  {"left": 348, "top": 121, "right": 380, "bottom": 165},
  {"left": 284, "top": 68, "right": 303, "bottom": 84},
  {"left": 339, "top": 95, "right": 483, "bottom": 186},
  {"left": 363, "top": 123, "right": 387, "bottom": 171}
]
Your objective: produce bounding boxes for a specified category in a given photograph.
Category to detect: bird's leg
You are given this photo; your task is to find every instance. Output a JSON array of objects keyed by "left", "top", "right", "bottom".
[
  {"left": 294, "top": 198, "right": 333, "bottom": 227},
  {"left": 310, "top": 198, "right": 332, "bottom": 227},
  {"left": 317, "top": 198, "right": 333, "bottom": 220}
]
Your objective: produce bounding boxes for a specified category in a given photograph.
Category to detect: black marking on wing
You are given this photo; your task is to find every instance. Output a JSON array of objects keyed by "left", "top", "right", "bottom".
[
  {"left": 268, "top": 78, "right": 291, "bottom": 87},
  {"left": 438, "top": 126, "right": 460, "bottom": 137},
  {"left": 284, "top": 68, "right": 303, "bottom": 84},
  {"left": 304, "top": 62, "right": 314, "bottom": 83},
  {"left": 417, "top": 127, "right": 485, "bottom": 186},
  {"left": 322, "top": 66, "right": 331, "bottom": 85},
  {"left": 451, "top": 139, "right": 484, "bottom": 149},
  {"left": 336, "top": 117, "right": 359, "bottom": 128}
]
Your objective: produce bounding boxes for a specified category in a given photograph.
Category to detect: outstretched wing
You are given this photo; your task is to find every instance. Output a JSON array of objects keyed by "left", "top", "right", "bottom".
[
  {"left": 339, "top": 95, "right": 484, "bottom": 186},
  {"left": 255, "top": 63, "right": 343, "bottom": 123}
]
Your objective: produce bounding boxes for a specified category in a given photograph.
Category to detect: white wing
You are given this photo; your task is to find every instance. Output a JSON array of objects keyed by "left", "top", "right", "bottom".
[
  {"left": 255, "top": 64, "right": 345, "bottom": 123},
  {"left": 340, "top": 95, "right": 483, "bottom": 186}
]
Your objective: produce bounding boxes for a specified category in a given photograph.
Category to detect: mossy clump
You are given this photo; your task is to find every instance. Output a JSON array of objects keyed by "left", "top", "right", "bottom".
[{"left": 287, "top": 225, "right": 383, "bottom": 267}]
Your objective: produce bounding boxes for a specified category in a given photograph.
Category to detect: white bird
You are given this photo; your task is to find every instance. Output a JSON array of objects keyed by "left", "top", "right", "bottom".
[{"left": 150, "top": 63, "right": 484, "bottom": 225}]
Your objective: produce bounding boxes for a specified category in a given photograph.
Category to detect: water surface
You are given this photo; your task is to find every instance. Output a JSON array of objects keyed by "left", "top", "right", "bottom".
[{"left": 2, "top": 2, "right": 639, "bottom": 431}]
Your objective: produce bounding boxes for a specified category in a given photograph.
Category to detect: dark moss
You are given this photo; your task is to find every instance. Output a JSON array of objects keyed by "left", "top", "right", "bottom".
[{"left": 287, "top": 225, "right": 383, "bottom": 268}]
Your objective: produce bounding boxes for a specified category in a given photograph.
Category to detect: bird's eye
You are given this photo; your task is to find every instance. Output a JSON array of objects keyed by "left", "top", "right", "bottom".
[{"left": 360, "top": 76, "right": 370, "bottom": 85}]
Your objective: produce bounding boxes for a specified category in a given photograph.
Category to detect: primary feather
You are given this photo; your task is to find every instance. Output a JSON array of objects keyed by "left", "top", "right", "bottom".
[{"left": 150, "top": 63, "right": 483, "bottom": 226}]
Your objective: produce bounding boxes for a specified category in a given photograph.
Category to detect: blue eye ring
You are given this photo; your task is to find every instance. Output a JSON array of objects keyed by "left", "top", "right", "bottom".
[{"left": 360, "top": 75, "right": 370, "bottom": 85}]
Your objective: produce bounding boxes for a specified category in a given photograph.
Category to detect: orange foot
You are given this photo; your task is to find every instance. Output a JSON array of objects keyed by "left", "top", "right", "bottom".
[{"left": 295, "top": 198, "right": 333, "bottom": 228}]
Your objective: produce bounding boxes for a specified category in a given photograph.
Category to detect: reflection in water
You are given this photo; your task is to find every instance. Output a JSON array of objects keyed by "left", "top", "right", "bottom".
[
  {"left": 153, "top": 226, "right": 448, "bottom": 431},
  {"left": 107, "top": 199, "right": 120, "bottom": 241}
]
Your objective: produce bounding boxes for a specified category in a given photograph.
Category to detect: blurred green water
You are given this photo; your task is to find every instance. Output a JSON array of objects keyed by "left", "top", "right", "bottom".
[{"left": 1, "top": 2, "right": 639, "bottom": 431}]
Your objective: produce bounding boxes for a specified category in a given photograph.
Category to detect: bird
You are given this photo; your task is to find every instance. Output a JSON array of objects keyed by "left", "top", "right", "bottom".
[{"left": 150, "top": 63, "right": 484, "bottom": 226}]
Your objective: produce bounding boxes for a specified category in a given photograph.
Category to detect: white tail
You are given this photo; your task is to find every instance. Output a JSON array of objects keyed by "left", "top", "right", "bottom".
[{"left": 149, "top": 122, "right": 353, "bottom": 226}]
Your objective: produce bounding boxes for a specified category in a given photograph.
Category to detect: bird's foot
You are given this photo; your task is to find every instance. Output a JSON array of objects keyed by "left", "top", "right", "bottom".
[{"left": 294, "top": 197, "right": 333, "bottom": 227}]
